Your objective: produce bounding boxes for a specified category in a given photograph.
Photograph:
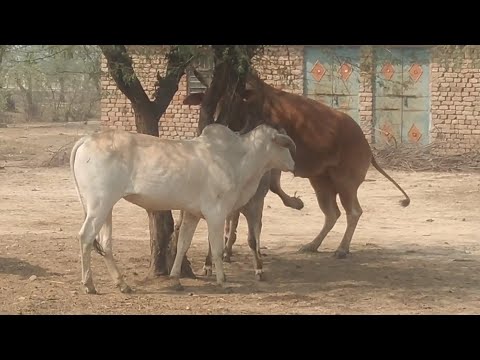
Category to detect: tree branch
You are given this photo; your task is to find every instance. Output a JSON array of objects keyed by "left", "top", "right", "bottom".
[
  {"left": 198, "top": 45, "right": 257, "bottom": 131},
  {"left": 198, "top": 45, "right": 233, "bottom": 124},
  {"left": 15, "top": 77, "right": 26, "bottom": 93},
  {"left": 99, "top": 45, "right": 153, "bottom": 111},
  {"left": 151, "top": 47, "right": 194, "bottom": 119},
  {"left": 6, "top": 46, "right": 72, "bottom": 64}
]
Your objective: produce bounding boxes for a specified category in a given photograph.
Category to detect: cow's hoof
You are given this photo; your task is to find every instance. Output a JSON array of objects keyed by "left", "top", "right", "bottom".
[
  {"left": 221, "top": 286, "right": 233, "bottom": 294},
  {"left": 198, "top": 265, "right": 213, "bottom": 277},
  {"left": 119, "top": 284, "right": 133, "bottom": 294},
  {"left": 173, "top": 283, "right": 184, "bottom": 291},
  {"left": 255, "top": 270, "right": 264, "bottom": 281},
  {"left": 223, "top": 253, "right": 232, "bottom": 263},
  {"left": 83, "top": 286, "right": 97, "bottom": 295},
  {"left": 298, "top": 243, "right": 318, "bottom": 253},
  {"left": 169, "top": 278, "right": 184, "bottom": 291},
  {"left": 218, "top": 281, "right": 232, "bottom": 293},
  {"left": 334, "top": 249, "right": 349, "bottom": 259},
  {"left": 286, "top": 196, "right": 304, "bottom": 210}
]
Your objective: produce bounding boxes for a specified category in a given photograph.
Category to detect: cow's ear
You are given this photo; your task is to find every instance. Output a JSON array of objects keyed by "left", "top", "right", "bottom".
[
  {"left": 242, "top": 89, "right": 256, "bottom": 102},
  {"left": 183, "top": 92, "right": 205, "bottom": 105}
]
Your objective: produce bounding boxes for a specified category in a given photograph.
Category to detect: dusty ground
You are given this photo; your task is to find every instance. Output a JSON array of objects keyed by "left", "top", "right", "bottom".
[{"left": 1, "top": 121, "right": 480, "bottom": 314}]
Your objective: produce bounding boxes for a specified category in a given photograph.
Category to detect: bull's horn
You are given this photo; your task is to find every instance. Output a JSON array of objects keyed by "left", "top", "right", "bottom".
[{"left": 273, "top": 133, "right": 296, "bottom": 155}]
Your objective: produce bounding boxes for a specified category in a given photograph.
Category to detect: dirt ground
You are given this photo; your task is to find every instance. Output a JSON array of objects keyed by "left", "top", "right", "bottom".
[{"left": 1, "top": 121, "right": 480, "bottom": 314}]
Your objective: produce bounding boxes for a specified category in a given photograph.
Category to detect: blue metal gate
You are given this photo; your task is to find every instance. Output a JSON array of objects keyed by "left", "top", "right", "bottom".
[
  {"left": 373, "top": 47, "right": 431, "bottom": 146},
  {"left": 304, "top": 46, "right": 360, "bottom": 123}
]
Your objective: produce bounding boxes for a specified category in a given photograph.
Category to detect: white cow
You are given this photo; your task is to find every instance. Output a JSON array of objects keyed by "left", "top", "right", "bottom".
[{"left": 70, "top": 123, "right": 296, "bottom": 294}]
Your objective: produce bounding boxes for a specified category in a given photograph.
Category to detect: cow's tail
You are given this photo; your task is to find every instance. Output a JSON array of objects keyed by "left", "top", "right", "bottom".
[
  {"left": 70, "top": 136, "right": 88, "bottom": 216},
  {"left": 371, "top": 156, "right": 410, "bottom": 207},
  {"left": 70, "top": 136, "right": 106, "bottom": 257}
]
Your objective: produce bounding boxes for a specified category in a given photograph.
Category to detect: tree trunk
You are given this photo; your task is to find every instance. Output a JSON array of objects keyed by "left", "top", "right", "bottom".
[
  {"left": 147, "top": 210, "right": 172, "bottom": 276},
  {"left": 134, "top": 106, "right": 195, "bottom": 279},
  {"left": 147, "top": 210, "right": 195, "bottom": 279},
  {"left": 16, "top": 75, "right": 37, "bottom": 122},
  {"left": 59, "top": 77, "right": 66, "bottom": 103}
]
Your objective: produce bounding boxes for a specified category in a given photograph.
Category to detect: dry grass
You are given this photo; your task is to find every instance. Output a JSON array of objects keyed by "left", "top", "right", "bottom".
[
  {"left": 373, "top": 143, "right": 480, "bottom": 173},
  {"left": 41, "top": 140, "right": 77, "bottom": 168}
]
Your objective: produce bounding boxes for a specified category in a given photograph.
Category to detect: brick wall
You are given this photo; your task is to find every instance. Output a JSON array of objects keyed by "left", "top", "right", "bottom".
[
  {"left": 101, "top": 45, "right": 480, "bottom": 155},
  {"left": 101, "top": 46, "right": 169, "bottom": 133},
  {"left": 251, "top": 45, "right": 304, "bottom": 95},
  {"left": 100, "top": 45, "right": 304, "bottom": 139},
  {"left": 430, "top": 55, "right": 480, "bottom": 155}
]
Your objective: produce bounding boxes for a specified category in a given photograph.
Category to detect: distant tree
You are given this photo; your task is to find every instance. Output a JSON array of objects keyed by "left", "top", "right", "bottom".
[{"left": 1, "top": 45, "right": 100, "bottom": 122}]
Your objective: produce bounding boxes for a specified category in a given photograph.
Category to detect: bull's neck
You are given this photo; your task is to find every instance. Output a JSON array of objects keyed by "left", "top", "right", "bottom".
[{"left": 265, "top": 96, "right": 295, "bottom": 136}]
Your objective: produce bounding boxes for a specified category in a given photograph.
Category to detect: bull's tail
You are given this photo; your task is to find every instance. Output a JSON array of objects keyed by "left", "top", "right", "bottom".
[
  {"left": 70, "top": 136, "right": 105, "bottom": 257},
  {"left": 371, "top": 156, "right": 410, "bottom": 207}
]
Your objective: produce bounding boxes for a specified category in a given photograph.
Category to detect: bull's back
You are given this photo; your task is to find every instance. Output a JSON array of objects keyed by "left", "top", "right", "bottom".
[{"left": 268, "top": 93, "right": 371, "bottom": 177}]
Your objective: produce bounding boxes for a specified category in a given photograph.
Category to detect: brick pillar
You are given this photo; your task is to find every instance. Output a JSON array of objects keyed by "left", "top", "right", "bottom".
[{"left": 359, "top": 46, "right": 374, "bottom": 144}]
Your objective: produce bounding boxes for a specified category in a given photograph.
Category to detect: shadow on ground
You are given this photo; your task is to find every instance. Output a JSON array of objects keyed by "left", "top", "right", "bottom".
[
  {"left": 133, "top": 244, "right": 480, "bottom": 297},
  {"left": 0, "top": 257, "right": 51, "bottom": 278}
]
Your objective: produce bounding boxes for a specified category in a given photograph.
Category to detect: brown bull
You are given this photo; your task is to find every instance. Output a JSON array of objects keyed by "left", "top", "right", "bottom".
[{"left": 184, "top": 73, "right": 409, "bottom": 260}]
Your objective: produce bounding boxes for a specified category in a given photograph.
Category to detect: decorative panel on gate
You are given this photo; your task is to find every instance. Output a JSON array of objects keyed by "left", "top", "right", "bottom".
[
  {"left": 304, "top": 46, "right": 360, "bottom": 123},
  {"left": 401, "top": 48, "right": 430, "bottom": 146},
  {"left": 332, "top": 48, "right": 361, "bottom": 122},
  {"left": 373, "top": 47, "right": 430, "bottom": 146}
]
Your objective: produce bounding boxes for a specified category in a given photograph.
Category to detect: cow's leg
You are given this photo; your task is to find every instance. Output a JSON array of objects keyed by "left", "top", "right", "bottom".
[
  {"left": 199, "top": 244, "right": 213, "bottom": 277},
  {"left": 224, "top": 215, "right": 232, "bottom": 245},
  {"left": 223, "top": 211, "right": 240, "bottom": 262},
  {"left": 98, "top": 210, "right": 132, "bottom": 293},
  {"left": 243, "top": 197, "right": 265, "bottom": 280},
  {"left": 205, "top": 216, "right": 228, "bottom": 287},
  {"left": 269, "top": 168, "right": 304, "bottom": 210},
  {"left": 78, "top": 208, "right": 112, "bottom": 295},
  {"left": 170, "top": 212, "right": 200, "bottom": 290},
  {"left": 299, "top": 176, "right": 340, "bottom": 253},
  {"left": 201, "top": 211, "right": 239, "bottom": 274},
  {"left": 334, "top": 185, "right": 363, "bottom": 259}
]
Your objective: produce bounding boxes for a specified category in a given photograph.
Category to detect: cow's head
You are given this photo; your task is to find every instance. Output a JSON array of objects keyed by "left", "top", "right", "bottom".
[{"left": 250, "top": 124, "right": 296, "bottom": 173}]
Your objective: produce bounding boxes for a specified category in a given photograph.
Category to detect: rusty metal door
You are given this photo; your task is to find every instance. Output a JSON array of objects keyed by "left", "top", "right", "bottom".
[
  {"left": 304, "top": 46, "right": 360, "bottom": 123},
  {"left": 373, "top": 47, "right": 430, "bottom": 146}
]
